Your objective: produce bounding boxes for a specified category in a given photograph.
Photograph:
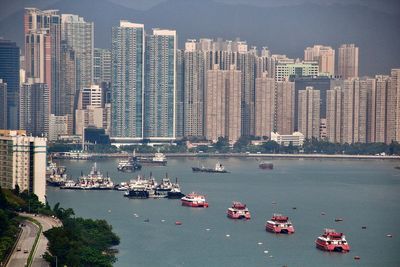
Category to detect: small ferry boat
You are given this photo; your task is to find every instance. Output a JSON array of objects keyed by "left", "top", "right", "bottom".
[
  {"left": 227, "top": 202, "right": 251, "bottom": 219},
  {"left": 181, "top": 193, "right": 209, "bottom": 207},
  {"left": 117, "top": 158, "right": 142, "bottom": 172},
  {"left": 315, "top": 229, "right": 350, "bottom": 252},
  {"left": 265, "top": 214, "right": 295, "bottom": 234},
  {"left": 60, "top": 179, "right": 81, "bottom": 189},
  {"left": 137, "top": 152, "right": 167, "bottom": 166},
  {"left": 192, "top": 162, "right": 229, "bottom": 173},
  {"left": 259, "top": 161, "right": 273, "bottom": 170}
]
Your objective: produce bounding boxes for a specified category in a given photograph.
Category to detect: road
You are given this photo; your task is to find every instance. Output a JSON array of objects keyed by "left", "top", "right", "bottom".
[
  {"left": 7, "top": 220, "right": 38, "bottom": 267},
  {"left": 6, "top": 214, "right": 62, "bottom": 267}
]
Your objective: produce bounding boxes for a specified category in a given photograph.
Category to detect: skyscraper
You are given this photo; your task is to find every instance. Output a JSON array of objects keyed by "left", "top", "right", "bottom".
[
  {"left": 0, "top": 39, "right": 20, "bottom": 129},
  {"left": 144, "top": 29, "right": 176, "bottom": 140},
  {"left": 59, "top": 41, "right": 76, "bottom": 133},
  {"left": 342, "top": 78, "right": 368, "bottom": 143},
  {"left": 275, "top": 81, "right": 295, "bottom": 134},
  {"left": 175, "top": 49, "right": 185, "bottom": 138},
  {"left": 0, "top": 80, "right": 7, "bottom": 129},
  {"left": 326, "top": 86, "right": 344, "bottom": 143},
  {"left": 183, "top": 40, "right": 205, "bottom": 137},
  {"left": 338, "top": 44, "right": 359, "bottom": 79},
  {"left": 374, "top": 75, "right": 390, "bottom": 143},
  {"left": 24, "top": 8, "right": 61, "bottom": 115},
  {"left": 204, "top": 65, "right": 241, "bottom": 143},
  {"left": 389, "top": 69, "right": 400, "bottom": 142},
  {"left": 93, "top": 48, "right": 111, "bottom": 85},
  {"left": 61, "top": 14, "right": 94, "bottom": 91},
  {"left": 304, "top": 45, "right": 335, "bottom": 76},
  {"left": 19, "top": 78, "right": 50, "bottom": 137},
  {"left": 298, "top": 86, "right": 320, "bottom": 139},
  {"left": 111, "top": 21, "right": 144, "bottom": 139},
  {"left": 254, "top": 74, "right": 275, "bottom": 138}
]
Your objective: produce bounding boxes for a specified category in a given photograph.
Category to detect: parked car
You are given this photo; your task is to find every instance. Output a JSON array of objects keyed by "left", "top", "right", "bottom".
[
  {"left": 16, "top": 246, "right": 21, "bottom": 251},
  {"left": 23, "top": 249, "right": 29, "bottom": 253}
]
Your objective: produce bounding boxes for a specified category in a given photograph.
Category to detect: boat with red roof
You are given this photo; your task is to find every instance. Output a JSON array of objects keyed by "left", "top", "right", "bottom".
[
  {"left": 181, "top": 193, "right": 209, "bottom": 208},
  {"left": 227, "top": 202, "right": 251, "bottom": 219},
  {"left": 315, "top": 228, "right": 350, "bottom": 252},
  {"left": 265, "top": 214, "right": 295, "bottom": 234}
]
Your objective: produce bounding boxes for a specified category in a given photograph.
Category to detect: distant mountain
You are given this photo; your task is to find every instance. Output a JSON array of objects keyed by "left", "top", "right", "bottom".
[{"left": 0, "top": 0, "right": 399, "bottom": 75}]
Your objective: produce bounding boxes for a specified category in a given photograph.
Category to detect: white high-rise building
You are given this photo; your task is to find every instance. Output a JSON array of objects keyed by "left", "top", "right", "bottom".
[
  {"left": 144, "top": 28, "right": 176, "bottom": 140},
  {"left": 61, "top": 14, "right": 94, "bottom": 91},
  {"left": 0, "top": 130, "right": 47, "bottom": 203},
  {"left": 337, "top": 44, "right": 359, "bottom": 79}
]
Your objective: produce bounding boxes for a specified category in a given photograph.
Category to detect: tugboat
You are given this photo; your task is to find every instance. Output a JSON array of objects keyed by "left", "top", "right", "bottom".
[
  {"left": 259, "top": 161, "right": 273, "bottom": 170},
  {"left": 46, "top": 173, "right": 68, "bottom": 186},
  {"left": 227, "top": 202, "right": 251, "bottom": 219},
  {"left": 124, "top": 184, "right": 149, "bottom": 199},
  {"left": 181, "top": 193, "right": 209, "bottom": 207},
  {"left": 167, "top": 178, "right": 185, "bottom": 199},
  {"left": 192, "top": 162, "right": 229, "bottom": 173},
  {"left": 265, "top": 214, "right": 295, "bottom": 234},
  {"left": 315, "top": 229, "right": 350, "bottom": 252}
]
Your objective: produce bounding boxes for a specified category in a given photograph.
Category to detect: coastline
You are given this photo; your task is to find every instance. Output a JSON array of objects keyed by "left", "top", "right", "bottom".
[{"left": 52, "top": 152, "right": 400, "bottom": 160}]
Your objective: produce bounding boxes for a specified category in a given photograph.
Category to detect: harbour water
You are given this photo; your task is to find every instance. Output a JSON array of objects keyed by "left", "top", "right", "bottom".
[{"left": 47, "top": 157, "right": 400, "bottom": 267}]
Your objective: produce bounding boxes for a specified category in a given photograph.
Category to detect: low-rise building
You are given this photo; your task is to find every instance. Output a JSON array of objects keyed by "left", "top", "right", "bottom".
[{"left": 270, "top": 131, "right": 305, "bottom": 146}]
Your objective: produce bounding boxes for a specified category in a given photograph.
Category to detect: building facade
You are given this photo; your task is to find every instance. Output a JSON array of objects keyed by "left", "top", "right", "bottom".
[
  {"left": 0, "top": 39, "right": 20, "bottom": 129},
  {"left": 144, "top": 29, "right": 176, "bottom": 140},
  {"left": 111, "top": 21, "right": 144, "bottom": 139},
  {"left": 337, "top": 44, "right": 359, "bottom": 79},
  {"left": 19, "top": 78, "right": 50, "bottom": 137},
  {"left": 0, "top": 130, "right": 47, "bottom": 203},
  {"left": 298, "top": 87, "right": 320, "bottom": 139}
]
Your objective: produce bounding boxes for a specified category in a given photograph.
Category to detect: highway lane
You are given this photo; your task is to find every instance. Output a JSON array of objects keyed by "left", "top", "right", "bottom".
[
  {"left": 20, "top": 214, "right": 62, "bottom": 267},
  {"left": 7, "top": 220, "right": 38, "bottom": 267}
]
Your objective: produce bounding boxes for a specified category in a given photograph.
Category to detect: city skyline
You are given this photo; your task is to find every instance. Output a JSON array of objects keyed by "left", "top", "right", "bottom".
[{"left": 0, "top": 7, "right": 398, "bottom": 147}]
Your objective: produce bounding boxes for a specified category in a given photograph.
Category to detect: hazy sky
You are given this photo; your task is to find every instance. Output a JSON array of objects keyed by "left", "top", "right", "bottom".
[{"left": 1, "top": 0, "right": 399, "bottom": 19}]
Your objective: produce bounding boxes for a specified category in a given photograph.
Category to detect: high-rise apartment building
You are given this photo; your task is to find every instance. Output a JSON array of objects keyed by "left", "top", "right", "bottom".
[
  {"left": 204, "top": 66, "right": 241, "bottom": 143},
  {"left": 183, "top": 40, "right": 205, "bottom": 137},
  {"left": 389, "top": 69, "right": 400, "bottom": 142},
  {"left": 144, "top": 29, "right": 176, "bottom": 140},
  {"left": 298, "top": 86, "right": 320, "bottom": 139},
  {"left": 275, "top": 81, "right": 295, "bottom": 134},
  {"left": 254, "top": 74, "right": 275, "bottom": 138},
  {"left": 304, "top": 45, "right": 335, "bottom": 76},
  {"left": 175, "top": 49, "right": 184, "bottom": 138},
  {"left": 373, "top": 75, "right": 390, "bottom": 143},
  {"left": 61, "top": 14, "right": 94, "bottom": 91},
  {"left": 326, "top": 86, "right": 344, "bottom": 143},
  {"left": 342, "top": 78, "right": 368, "bottom": 143},
  {"left": 24, "top": 8, "right": 61, "bottom": 115},
  {"left": 19, "top": 78, "right": 50, "bottom": 137},
  {"left": 93, "top": 48, "right": 111, "bottom": 84},
  {"left": 0, "top": 130, "right": 47, "bottom": 202},
  {"left": 337, "top": 44, "right": 359, "bottom": 79},
  {"left": 0, "top": 80, "right": 7, "bottom": 129},
  {"left": 111, "top": 21, "right": 144, "bottom": 139},
  {"left": 0, "top": 39, "right": 20, "bottom": 129}
]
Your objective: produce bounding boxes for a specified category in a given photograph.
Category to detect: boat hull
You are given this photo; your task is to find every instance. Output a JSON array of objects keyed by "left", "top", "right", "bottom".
[
  {"left": 315, "top": 240, "right": 350, "bottom": 252},
  {"left": 265, "top": 224, "right": 295, "bottom": 234},
  {"left": 181, "top": 200, "right": 209, "bottom": 208},
  {"left": 192, "top": 167, "right": 228, "bottom": 173},
  {"left": 227, "top": 213, "right": 251, "bottom": 220}
]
